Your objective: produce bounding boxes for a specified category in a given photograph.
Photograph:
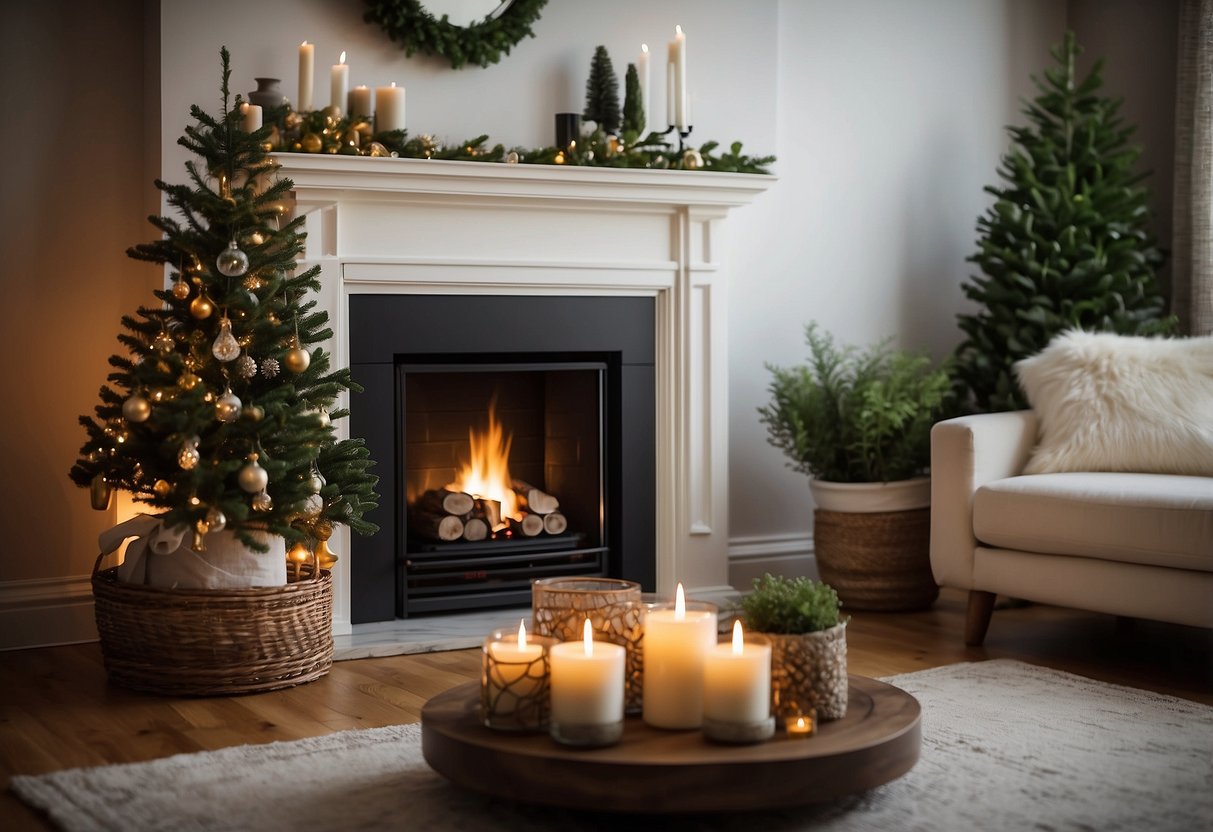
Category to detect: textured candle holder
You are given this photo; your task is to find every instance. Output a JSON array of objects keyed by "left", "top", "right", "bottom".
[
  {"left": 480, "top": 629, "right": 556, "bottom": 732},
  {"left": 768, "top": 620, "right": 849, "bottom": 722},
  {"left": 532, "top": 577, "right": 644, "bottom": 713},
  {"left": 703, "top": 715, "right": 776, "bottom": 744},
  {"left": 550, "top": 719, "right": 624, "bottom": 748}
]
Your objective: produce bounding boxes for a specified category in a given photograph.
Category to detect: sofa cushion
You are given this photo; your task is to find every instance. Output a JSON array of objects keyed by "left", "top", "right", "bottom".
[{"left": 973, "top": 472, "right": 1213, "bottom": 572}]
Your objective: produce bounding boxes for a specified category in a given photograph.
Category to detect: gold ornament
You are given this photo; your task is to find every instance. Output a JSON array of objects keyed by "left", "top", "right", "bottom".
[
  {"left": 189, "top": 294, "right": 214, "bottom": 320},
  {"left": 284, "top": 338, "right": 311, "bottom": 373},
  {"left": 171, "top": 279, "right": 191, "bottom": 301},
  {"left": 682, "top": 149, "right": 704, "bottom": 170},
  {"left": 343, "top": 128, "right": 361, "bottom": 149},
  {"left": 301, "top": 132, "right": 323, "bottom": 153},
  {"left": 554, "top": 151, "right": 566, "bottom": 165},
  {"left": 243, "top": 403, "right": 265, "bottom": 422},
  {"left": 285, "top": 111, "right": 303, "bottom": 130},
  {"left": 90, "top": 473, "right": 112, "bottom": 511},
  {"left": 315, "top": 538, "right": 338, "bottom": 570},
  {"left": 177, "top": 371, "right": 201, "bottom": 391},
  {"left": 365, "top": 142, "right": 389, "bottom": 157},
  {"left": 122, "top": 394, "right": 151, "bottom": 423},
  {"left": 244, "top": 230, "right": 266, "bottom": 247},
  {"left": 153, "top": 479, "right": 172, "bottom": 497},
  {"left": 316, "top": 408, "right": 331, "bottom": 428}
]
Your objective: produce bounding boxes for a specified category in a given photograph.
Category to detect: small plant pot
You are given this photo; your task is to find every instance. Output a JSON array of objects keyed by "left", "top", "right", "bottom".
[{"left": 765, "top": 620, "right": 848, "bottom": 722}]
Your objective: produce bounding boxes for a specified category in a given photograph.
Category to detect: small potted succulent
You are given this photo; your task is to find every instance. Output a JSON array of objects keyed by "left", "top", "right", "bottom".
[{"left": 740, "top": 573, "right": 847, "bottom": 721}]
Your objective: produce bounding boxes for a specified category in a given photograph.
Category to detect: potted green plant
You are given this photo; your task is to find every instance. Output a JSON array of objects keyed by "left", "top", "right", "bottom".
[
  {"left": 758, "top": 324, "right": 952, "bottom": 610},
  {"left": 741, "top": 573, "right": 847, "bottom": 721}
]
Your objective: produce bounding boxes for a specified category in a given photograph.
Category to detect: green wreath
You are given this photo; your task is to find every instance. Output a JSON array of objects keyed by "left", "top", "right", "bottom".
[{"left": 363, "top": 0, "right": 548, "bottom": 70}]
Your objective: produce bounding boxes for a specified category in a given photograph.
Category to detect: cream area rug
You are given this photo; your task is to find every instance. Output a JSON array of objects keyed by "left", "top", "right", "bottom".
[{"left": 11, "top": 660, "right": 1212, "bottom": 831}]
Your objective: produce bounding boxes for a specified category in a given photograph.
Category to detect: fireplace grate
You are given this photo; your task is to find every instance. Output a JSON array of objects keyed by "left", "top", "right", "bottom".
[{"left": 401, "top": 538, "right": 608, "bottom": 614}]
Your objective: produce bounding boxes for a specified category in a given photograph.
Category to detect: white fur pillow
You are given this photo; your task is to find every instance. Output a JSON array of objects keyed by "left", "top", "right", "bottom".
[{"left": 1013, "top": 330, "right": 1213, "bottom": 476}]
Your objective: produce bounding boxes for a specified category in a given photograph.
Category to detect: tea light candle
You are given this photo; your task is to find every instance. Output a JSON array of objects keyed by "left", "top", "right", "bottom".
[
  {"left": 298, "top": 41, "right": 314, "bottom": 112},
  {"left": 481, "top": 620, "right": 550, "bottom": 731},
  {"left": 702, "top": 621, "right": 774, "bottom": 743},
  {"left": 549, "top": 618, "right": 625, "bottom": 746},
  {"left": 642, "top": 583, "right": 717, "bottom": 729},
  {"left": 330, "top": 51, "right": 348, "bottom": 114},
  {"left": 785, "top": 711, "right": 816, "bottom": 738}
]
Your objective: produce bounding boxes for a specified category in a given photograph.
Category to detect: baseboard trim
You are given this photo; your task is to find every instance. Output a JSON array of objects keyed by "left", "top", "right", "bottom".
[{"left": 728, "top": 532, "right": 817, "bottom": 588}]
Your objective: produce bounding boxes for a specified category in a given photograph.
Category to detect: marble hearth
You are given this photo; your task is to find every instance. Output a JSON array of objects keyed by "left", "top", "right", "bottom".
[{"left": 278, "top": 154, "right": 773, "bottom": 637}]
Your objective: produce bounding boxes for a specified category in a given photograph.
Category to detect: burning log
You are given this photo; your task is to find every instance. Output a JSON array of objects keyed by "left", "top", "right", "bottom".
[
  {"left": 512, "top": 480, "right": 559, "bottom": 515},
  {"left": 416, "top": 488, "right": 475, "bottom": 517},
  {"left": 542, "top": 511, "right": 568, "bottom": 536},
  {"left": 409, "top": 510, "right": 465, "bottom": 542}
]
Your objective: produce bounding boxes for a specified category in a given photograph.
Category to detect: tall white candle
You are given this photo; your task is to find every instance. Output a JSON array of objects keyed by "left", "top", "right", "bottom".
[
  {"left": 375, "top": 82, "right": 406, "bottom": 133},
  {"left": 348, "top": 85, "right": 373, "bottom": 120},
  {"left": 298, "top": 41, "right": 314, "bottom": 112},
  {"left": 642, "top": 584, "right": 717, "bottom": 729},
  {"left": 673, "top": 25, "right": 688, "bottom": 129},
  {"left": 703, "top": 620, "right": 772, "bottom": 724},
  {"left": 638, "top": 44, "right": 650, "bottom": 132},
  {"left": 239, "top": 102, "right": 262, "bottom": 133},
  {"left": 330, "top": 51, "right": 348, "bottom": 115},
  {"left": 550, "top": 618, "right": 625, "bottom": 726},
  {"left": 666, "top": 43, "right": 677, "bottom": 127}
]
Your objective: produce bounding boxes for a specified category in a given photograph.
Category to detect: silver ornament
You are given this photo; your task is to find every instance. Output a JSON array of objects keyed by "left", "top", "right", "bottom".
[
  {"left": 252, "top": 489, "right": 274, "bottom": 512},
  {"left": 122, "top": 394, "right": 151, "bottom": 423},
  {"left": 215, "top": 239, "right": 249, "bottom": 277},
  {"left": 215, "top": 389, "right": 242, "bottom": 422},
  {"left": 301, "top": 491, "right": 324, "bottom": 518},
  {"left": 205, "top": 506, "right": 227, "bottom": 532},
  {"left": 177, "top": 435, "right": 201, "bottom": 470},
  {"left": 211, "top": 317, "right": 241, "bottom": 362},
  {"left": 238, "top": 455, "right": 269, "bottom": 493},
  {"left": 506, "top": 150, "right": 520, "bottom": 164},
  {"left": 261, "top": 357, "right": 280, "bottom": 378},
  {"left": 235, "top": 353, "right": 257, "bottom": 379},
  {"left": 316, "top": 407, "right": 331, "bottom": 428},
  {"left": 308, "top": 464, "right": 326, "bottom": 494}
]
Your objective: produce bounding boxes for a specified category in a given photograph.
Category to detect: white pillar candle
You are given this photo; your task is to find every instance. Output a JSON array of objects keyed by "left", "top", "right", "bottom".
[
  {"left": 375, "top": 82, "right": 406, "bottom": 133},
  {"left": 642, "top": 584, "right": 717, "bottom": 729},
  {"left": 703, "top": 620, "right": 772, "bottom": 724},
  {"left": 550, "top": 618, "right": 625, "bottom": 726},
  {"left": 240, "top": 103, "right": 262, "bottom": 133},
  {"left": 330, "top": 51, "right": 348, "bottom": 115},
  {"left": 638, "top": 43, "right": 650, "bottom": 131},
  {"left": 348, "top": 85, "right": 373, "bottom": 120},
  {"left": 673, "top": 25, "right": 688, "bottom": 129},
  {"left": 298, "top": 41, "right": 314, "bottom": 112},
  {"left": 666, "top": 43, "right": 677, "bottom": 127}
]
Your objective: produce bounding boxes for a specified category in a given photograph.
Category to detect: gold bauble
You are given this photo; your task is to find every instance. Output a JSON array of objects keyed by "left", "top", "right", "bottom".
[
  {"left": 90, "top": 473, "right": 112, "bottom": 511},
  {"left": 365, "top": 142, "right": 389, "bottom": 157},
  {"left": 343, "top": 128, "right": 361, "bottom": 149},
  {"left": 682, "top": 149, "right": 704, "bottom": 170},
  {"left": 189, "top": 295, "right": 214, "bottom": 319},
  {"left": 177, "top": 372, "right": 201, "bottom": 391},
  {"left": 245, "top": 230, "right": 266, "bottom": 247},
  {"left": 315, "top": 539, "right": 338, "bottom": 570},
  {"left": 153, "top": 479, "right": 172, "bottom": 497},
  {"left": 554, "top": 151, "right": 566, "bottom": 165},
  {"left": 171, "top": 279, "right": 191, "bottom": 301},
  {"left": 284, "top": 345, "right": 311, "bottom": 373},
  {"left": 285, "top": 111, "right": 302, "bottom": 130},
  {"left": 301, "top": 132, "right": 323, "bottom": 153},
  {"left": 243, "top": 404, "right": 265, "bottom": 422}
]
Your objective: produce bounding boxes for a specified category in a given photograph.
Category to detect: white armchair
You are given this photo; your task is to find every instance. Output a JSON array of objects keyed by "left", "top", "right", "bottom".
[{"left": 930, "top": 411, "right": 1213, "bottom": 645}]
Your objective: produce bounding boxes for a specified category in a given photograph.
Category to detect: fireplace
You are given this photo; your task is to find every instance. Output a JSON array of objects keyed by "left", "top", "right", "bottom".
[{"left": 349, "top": 294, "right": 655, "bottom": 622}]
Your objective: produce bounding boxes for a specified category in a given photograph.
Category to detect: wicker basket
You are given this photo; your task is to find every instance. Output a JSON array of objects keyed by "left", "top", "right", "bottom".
[
  {"left": 92, "top": 553, "right": 334, "bottom": 697},
  {"left": 813, "top": 507, "right": 939, "bottom": 611}
]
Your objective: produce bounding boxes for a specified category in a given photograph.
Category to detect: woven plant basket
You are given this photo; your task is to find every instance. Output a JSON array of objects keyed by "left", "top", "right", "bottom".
[
  {"left": 92, "top": 553, "right": 333, "bottom": 697},
  {"left": 813, "top": 507, "right": 938, "bottom": 612}
]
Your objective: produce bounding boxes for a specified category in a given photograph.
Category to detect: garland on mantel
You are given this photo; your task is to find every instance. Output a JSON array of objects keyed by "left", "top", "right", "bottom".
[{"left": 258, "top": 106, "right": 775, "bottom": 175}]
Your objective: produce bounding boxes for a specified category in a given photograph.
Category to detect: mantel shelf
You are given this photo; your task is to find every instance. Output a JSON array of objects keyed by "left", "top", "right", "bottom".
[{"left": 274, "top": 153, "right": 777, "bottom": 208}]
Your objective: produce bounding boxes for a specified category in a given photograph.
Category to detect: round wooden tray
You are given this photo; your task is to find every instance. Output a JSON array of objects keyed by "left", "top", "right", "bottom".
[{"left": 421, "top": 675, "right": 921, "bottom": 813}]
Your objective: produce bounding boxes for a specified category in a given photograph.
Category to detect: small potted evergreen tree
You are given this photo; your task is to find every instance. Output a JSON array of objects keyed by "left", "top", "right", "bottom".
[
  {"left": 741, "top": 573, "right": 847, "bottom": 721},
  {"left": 759, "top": 324, "right": 951, "bottom": 611}
]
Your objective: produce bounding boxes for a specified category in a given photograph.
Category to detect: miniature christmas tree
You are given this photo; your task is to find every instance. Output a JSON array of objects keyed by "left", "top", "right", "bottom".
[
  {"left": 583, "top": 45, "right": 621, "bottom": 134},
  {"left": 622, "top": 62, "right": 645, "bottom": 136},
  {"left": 70, "top": 48, "right": 378, "bottom": 557},
  {"left": 953, "top": 32, "right": 1173, "bottom": 412}
]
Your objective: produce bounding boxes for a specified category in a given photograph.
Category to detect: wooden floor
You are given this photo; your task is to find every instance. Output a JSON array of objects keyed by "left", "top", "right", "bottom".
[{"left": 2, "top": 588, "right": 1210, "bottom": 830}]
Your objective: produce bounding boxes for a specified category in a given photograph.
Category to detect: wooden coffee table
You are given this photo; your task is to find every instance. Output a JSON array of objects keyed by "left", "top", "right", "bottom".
[{"left": 421, "top": 675, "right": 920, "bottom": 812}]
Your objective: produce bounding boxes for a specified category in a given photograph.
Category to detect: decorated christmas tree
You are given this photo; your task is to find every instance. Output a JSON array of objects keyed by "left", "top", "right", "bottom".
[
  {"left": 583, "top": 45, "right": 621, "bottom": 134},
  {"left": 953, "top": 32, "right": 1173, "bottom": 412},
  {"left": 70, "top": 48, "right": 378, "bottom": 560}
]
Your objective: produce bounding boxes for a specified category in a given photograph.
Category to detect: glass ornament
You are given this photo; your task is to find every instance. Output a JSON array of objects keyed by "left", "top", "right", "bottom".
[
  {"left": 177, "top": 372, "right": 201, "bottom": 391},
  {"left": 171, "top": 279, "right": 191, "bottom": 300},
  {"left": 239, "top": 455, "right": 268, "bottom": 493},
  {"left": 211, "top": 317, "right": 241, "bottom": 362},
  {"left": 215, "top": 388, "right": 242, "bottom": 422},
  {"left": 178, "top": 435, "right": 201, "bottom": 470},
  {"left": 252, "top": 489, "right": 273, "bottom": 512},
  {"left": 216, "top": 239, "right": 249, "bottom": 277},
  {"left": 308, "top": 464, "right": 326, "bottom": 494},
  {"left": 301, "top": 491, "right": 324, "bottom": 518},
  {"left": 316, "top": 407, "right": 331, "bottom": 428},
  {"left": 205, "top": 506, "right": 227, "bottom": 532},
  {"left": 122, "top": 394, "right": 151, "bottom": 423}
]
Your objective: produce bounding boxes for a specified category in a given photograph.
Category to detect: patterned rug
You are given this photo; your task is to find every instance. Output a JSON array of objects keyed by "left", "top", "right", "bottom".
[{"left": 11, "top": 660, "right": 1212, "bottom": 831}]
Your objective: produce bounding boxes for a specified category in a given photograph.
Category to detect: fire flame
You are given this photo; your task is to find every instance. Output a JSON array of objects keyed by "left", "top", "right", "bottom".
[{"left": 446, "top": 401, "right": 521, "bottom": 529}]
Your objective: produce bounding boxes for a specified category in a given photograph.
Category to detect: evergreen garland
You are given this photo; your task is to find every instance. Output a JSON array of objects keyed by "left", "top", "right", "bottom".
[
  {"left": 953, "top": 32, "right": 1173, "bottom": 412},
  {"left": 583, "top": 46, "right": 621, "bottom": 134},
  {"left": 623, "top": 63, "right": 645, "bottom": 135},
  {"left": 71, "top": 48, "right": 379, "bottom": 552},
  {"left": 363, "top": 0, "right": 548, "bottom": 70}
]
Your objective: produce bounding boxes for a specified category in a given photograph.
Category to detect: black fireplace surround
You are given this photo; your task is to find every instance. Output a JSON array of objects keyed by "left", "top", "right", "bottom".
[{"left": 349, "top": 295, "right": 656, "bottom": 623}]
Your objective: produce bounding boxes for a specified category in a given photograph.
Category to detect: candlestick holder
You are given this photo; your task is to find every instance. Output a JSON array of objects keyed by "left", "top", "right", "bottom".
[
  {"left": 658, "top": 124, "right": 695, "bottom": 153},
  {"left": 480, "top": 628, "right": 556, "bottom": 732}
]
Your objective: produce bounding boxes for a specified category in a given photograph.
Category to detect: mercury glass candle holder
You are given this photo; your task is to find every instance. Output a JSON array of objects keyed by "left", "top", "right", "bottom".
[
  {"left": 532, "top": 577, "right": 644, "bottom": 712},
  {"left": 480, "top": 627, "right": 556, "bottom": 732}
]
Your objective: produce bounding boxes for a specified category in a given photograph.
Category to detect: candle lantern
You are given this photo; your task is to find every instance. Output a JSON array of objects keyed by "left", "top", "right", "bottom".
[
  {"left": 480, "top": 620, "right": 555, "bottom": 732},
  {"left": 532, "top": 577, "right": 644, "bottom": 713}
]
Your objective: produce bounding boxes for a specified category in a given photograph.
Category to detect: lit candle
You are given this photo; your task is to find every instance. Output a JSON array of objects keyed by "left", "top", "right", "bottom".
[
  {"left": 704, "top": 620, "right": 772, "bottom": 723},
  {"left": 375, "top": 82, "right": 406, "bottom": 133},
  {"left": 482, "top": 619, "right": 546, "bottom": 730},
  {"left": 549, "top": 618, "right": 626, "bottom": 746},
  {"left": 348, "top": 85, "right": 373, "bottom": 120},
  {"left": 330, "top": 51, "right": 348, "bottom": 115},
  {"left": 298, "top": 41, "right": 314, "bottom": 112},
  {"left": 240, "top": 102, "right": 262, "bottom": 133},
  {"left": 673, "top": 25, "right": 688, "bottom": 129},
  {"left": 638, "top": 44, "right": 650, "bottom": 131},
  {"left": 785, "top": 711, "right": 816, "bottom": 738},
  {"left": 642, "top": 583, "right": 717, "bottom": 729}
]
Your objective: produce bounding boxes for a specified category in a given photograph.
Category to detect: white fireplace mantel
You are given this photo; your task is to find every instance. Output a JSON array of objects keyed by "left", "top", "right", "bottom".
[{"left": 275, "top": 154, "right": 775, "bottom": 633}]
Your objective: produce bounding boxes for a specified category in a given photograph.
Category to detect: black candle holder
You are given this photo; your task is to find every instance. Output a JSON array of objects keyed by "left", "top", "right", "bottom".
[{"left": 657, "top": 124, "right": 694, "bottom": 154}]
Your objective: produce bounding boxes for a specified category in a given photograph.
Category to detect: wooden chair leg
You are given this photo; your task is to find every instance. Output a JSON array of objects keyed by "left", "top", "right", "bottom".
[{"left": 965, "top": 590, "right": 996, "bottom": 646}]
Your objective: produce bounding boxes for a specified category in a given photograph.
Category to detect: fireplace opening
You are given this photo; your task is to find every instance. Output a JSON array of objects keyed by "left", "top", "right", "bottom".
[{"left": 400, "top": 358, "right": 611, "bottom": 614}]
